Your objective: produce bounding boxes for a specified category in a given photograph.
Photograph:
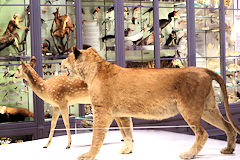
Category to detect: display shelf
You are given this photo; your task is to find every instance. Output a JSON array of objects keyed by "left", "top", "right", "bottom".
[{"left": 0, "top": 56, "right": 31, "bottom": 62}]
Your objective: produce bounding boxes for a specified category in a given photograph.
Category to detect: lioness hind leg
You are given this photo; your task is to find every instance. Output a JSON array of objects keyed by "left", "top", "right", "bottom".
[
  {"left": 178, "top": 104, "right": 208, "bottom": 159},
  {"left": 202, "top": 108, "right": 237, "bottom": 154},
  {"left": 115, "top": 117, "right": 133, "bottom": 154}
]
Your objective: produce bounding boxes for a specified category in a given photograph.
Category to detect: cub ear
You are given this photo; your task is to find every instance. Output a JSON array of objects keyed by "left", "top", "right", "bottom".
[
  {"left": 30, "top": 56, "right": 36, "bottom": 67},
  {"left": 73, "top": 46, "right": 82, "bottom": 60}
]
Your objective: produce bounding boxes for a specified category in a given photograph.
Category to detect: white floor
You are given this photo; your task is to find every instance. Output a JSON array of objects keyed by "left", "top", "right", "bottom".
[{"left": 1, "top": 130, "right": 240, "bottom": 160}]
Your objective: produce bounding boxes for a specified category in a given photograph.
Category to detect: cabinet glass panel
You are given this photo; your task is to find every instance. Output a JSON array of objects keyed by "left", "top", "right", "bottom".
[
  {"left": 0, "top": 2, "right": 33, "bottom": 123},
  {"left": 82, "top": 1, "right": 115, "bottom": 62},
  {"left": 0, "top": 62, "right": 34, "bottom": 123},
  {"left": 225, "top": 1, "right": 240, "bottom": 104},
  {"left": 195, "top": 8, "right": 220, "bottom": 58},
  {"left": 0, "top": 0, "right": 29, "bottom": 5},
  {"left": 159, "top": 1, "right": 187, "bottom": 68},
  {"left": 40, "top": 3, "right": 76, "bottom": 56},
  {"left": 194, "top": 5, "right": 222, "bottom": 103},
  {"left": 40, "top": 0, "right": 74, "bottom": 5},
  {"left": 124, "top": 1, "right": 154, "bottom": 66},
  {"left": 0, "top": 5, "right": 31, "bottom": 56},
  {"left": 41, "top": 60, "right": 81, "bottom": 121}
]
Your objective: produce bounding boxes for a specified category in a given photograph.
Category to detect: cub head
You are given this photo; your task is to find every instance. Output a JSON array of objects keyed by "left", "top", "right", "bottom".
[
  {"left": 14, "top": 56, "right": 36, "bottom": 79},
  {"left": 61, "top": 46, "right": 100, "bottom": 78}
]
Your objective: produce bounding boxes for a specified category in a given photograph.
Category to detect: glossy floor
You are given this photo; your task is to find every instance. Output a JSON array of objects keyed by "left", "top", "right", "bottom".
[{"left": 0, "top": 130, "right": 240, "bottom": 160}]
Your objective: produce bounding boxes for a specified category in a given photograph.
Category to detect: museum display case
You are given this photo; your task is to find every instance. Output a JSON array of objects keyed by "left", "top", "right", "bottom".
[
  {"left": 0, "top": 0, "right": 34, "bottom": 124},
  {"left": 0, "top": 0, "right": 240, "bottom": 143}
]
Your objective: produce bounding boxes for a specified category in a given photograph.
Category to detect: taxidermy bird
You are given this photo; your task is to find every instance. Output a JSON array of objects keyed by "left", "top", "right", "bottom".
[
  {"left": 107, "top": 7, "right": 114, "bottom": 13},
  {"left": 102, "top": 28, "right": 132, "bottom": 42},
  {"left": 92, "top": 6, "right": 101, "bottom": 15},
  {"left": 149, "top": 10, "right": 179, "bottom": 33},
  {"left": 143, "top": 8, "right": 153, "bottom": 15},
  {"left": 165, "top": 30, "right": 183, "bottom": 47},
  {"left": 125, "top": 29, "right": 145, "bottom": 45},
  {"left": 165, "top": 31, "right": 177, "bottom": 46}
]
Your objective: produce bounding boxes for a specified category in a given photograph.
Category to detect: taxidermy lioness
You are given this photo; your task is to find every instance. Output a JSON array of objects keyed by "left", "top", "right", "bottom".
[
  {"left": 14, "top": 57, "right": 133, "bottom": 153},
  {"left": 62, "top": 47, "right": 240, "bottom": 160}
]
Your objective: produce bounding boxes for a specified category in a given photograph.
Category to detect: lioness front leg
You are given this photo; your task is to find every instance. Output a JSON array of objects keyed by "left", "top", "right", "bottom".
[
  {"left": 43, "top": 107, "right": 60, "bottom": 148},
  {"left": 115, "top": 117, "right": 133, "bottom": 154},
  {"left": 78, "top": 106, "right": 113, "bottom": 160}
]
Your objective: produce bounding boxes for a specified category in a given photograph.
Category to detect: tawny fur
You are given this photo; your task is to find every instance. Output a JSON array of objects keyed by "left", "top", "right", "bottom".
[
  {"left": 62, "top": 47, "right": 240, "bottom": 160},
  {"left": 14, "top": 57, "right": 133, "bottom": 152}
]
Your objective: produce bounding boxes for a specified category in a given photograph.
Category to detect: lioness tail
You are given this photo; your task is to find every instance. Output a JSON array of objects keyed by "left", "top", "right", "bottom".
[{"left": 206, "top": 69, "right": 240, "bottom": 134}]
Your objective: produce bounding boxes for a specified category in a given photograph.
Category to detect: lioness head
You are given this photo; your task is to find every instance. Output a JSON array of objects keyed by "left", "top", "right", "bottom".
[
  {"left": 14, "top": 56, "right": 36, "bottom": 80},
  {"left": 61, "top": 46, "right": 100, "bottom": 79}
]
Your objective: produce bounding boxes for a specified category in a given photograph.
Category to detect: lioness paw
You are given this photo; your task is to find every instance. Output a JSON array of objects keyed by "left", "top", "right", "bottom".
[
  {"left": 77, "top": 152, "right": 95, "bottom": 160},
  {"left": 119, "top": 145, "right": 133, "bottom": 154},
  {"left": 220, "top": 147, "right": 234, "bottom": 154},
  {"left": 179, "top": 151, "right": 196, "bottom": 159}
]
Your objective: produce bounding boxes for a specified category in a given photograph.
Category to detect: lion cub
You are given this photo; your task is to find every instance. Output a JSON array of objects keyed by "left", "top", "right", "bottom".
[
  {"left": 62, "top": 47, "right": 240, "bottom": 160},
  {"left": 14, "top": 57, "right": 133, "bottom": 153}
]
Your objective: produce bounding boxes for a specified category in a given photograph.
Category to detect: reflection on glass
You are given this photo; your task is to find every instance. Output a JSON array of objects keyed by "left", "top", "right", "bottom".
[{"left": 0, "top": 62, "right": 34, "bottom": 123}]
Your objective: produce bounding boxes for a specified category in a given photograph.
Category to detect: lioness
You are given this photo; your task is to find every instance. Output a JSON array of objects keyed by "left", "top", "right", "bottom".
[{"left": 62, "top": 47, "right": 240, "bottom": 160}]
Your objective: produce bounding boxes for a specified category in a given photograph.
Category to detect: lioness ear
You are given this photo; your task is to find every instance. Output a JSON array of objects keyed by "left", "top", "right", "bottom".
[
  {"left": 87, "top": 47, "right": 97, "bottom": 53},
  {"left": 30, "top": 56, "right": 36, "bottom": 68},
  {"left": 73, "top": 47, "right": 82, "bottom": 60}
]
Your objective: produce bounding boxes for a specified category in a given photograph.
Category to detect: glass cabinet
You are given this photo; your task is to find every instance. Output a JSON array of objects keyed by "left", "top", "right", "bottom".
[
  {"left": 0, "top": 0, "right": 240, "bottom": 143},
  {"left": 0, "top": 0, "right": 34, "bottom": 124}
]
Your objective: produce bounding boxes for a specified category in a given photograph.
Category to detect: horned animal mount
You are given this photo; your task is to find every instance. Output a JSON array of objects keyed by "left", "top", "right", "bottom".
[{"left": 50, "top": 8, "right": 75, "bottom": 55}]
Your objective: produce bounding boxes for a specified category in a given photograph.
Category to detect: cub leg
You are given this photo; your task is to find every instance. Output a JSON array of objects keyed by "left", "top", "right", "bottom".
[
  {"left": 78, "top": 106, "right": 113, "bottom": 160},
  {"left": 202, "top": 108, "right": 236, "bottom": 154},
  {"left": 178, "top": 104, "right": 208, "bottom": 159},
  {"left": 60, "top": 106, "right": 72, "bottom": 149},
  {"left": 115, "top": 117, "right": 133, "bottom": 154},
  {"left": 43, "top": 107, "right": 60, "bottom": 148}
]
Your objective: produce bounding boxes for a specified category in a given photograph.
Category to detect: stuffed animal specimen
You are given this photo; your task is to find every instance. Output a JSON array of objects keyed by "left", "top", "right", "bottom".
[
  {"left": 149, "top": 10, "right": 179, "bottom": 33},
  {"left": 41, "top": 39, "right": 51, "bottom": 55},
  {"left": 62, "top": 47, "right": 240, "bottom": 160},
  {"left": 0, "top": 7, "right": 29, "bottom": 53},
  {"left": 0, "top": 106, "right": 34, "bottom": 123},
  {"left": 51, "top": 8, "right": 75, "bottom": 54}
]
